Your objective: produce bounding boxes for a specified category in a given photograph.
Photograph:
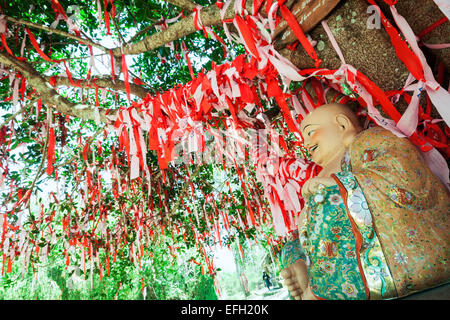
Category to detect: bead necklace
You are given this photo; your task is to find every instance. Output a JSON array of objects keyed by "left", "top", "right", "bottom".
[{"left": 299, "top": 184, "right": 326, "bottom": 261}]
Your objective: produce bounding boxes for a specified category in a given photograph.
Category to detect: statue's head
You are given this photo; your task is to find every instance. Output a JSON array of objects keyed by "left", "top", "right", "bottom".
[{"left": 300, "top": 103, "right": 362, "bottom": 167}]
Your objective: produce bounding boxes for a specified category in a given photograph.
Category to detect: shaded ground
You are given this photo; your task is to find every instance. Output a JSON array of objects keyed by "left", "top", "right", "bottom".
[
  {"left": 245, "top": 284, "right": 291, "bottom": 300},
  {"left": 401, "top": 283, "right": 450, "bottom": 300},
  {"left": 243, "top": 282, "right": 450, "bottom": 300}
]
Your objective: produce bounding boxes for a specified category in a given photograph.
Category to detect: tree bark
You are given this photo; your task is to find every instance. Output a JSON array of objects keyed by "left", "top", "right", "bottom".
[
  {"left": 0, "top": 52, "right": 113, "bottom": 123},
  {"left": 378, "top": 0, "right": 450, "bottom": 71},
  {"left": 3, "top": 0, "right": 445, "bottom": 123},
  {"left": 112, "top": 0, "right": 254, "bottom": 57},
  {"left": 280, "top": 0, "right": 410, "bottom": 92},
  {"left": 45, "top": 76, "right": 150, "bottom": 99},
  {"left": 4, "top": 16, "right": 108, "bottom": 53}
]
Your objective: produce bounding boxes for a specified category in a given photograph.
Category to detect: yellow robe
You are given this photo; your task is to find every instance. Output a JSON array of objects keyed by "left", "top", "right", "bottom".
[{"left": 335, "top": 126, "right": 450, "bottom": 297}]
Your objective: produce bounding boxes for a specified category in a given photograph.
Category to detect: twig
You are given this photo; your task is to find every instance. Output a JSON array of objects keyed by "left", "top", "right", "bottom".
[
  {"left": 111, "top": 1, "right": 248, "bottom": 56},
  {"left": 55, "top": 127, "right": 105, "bottom": 169},
  {"left": 169, "top": 165, "right": 203, "bottom": 215},
  {"left": 127, "top": 20, "right": 162, "bottom": 44},
  {"left": 44, "top": 75, "right": 150, "bottom": 99},
  {"left": 28, "top": 108, "right": 52, "bottom": 195},
  {"left": 112, "top": 17, "right": 127, "bottom": 45},
  {"left": 0, "top": 98, "right": 37, "bottom": 130},
  {"left": 30, "top": 52, "right": 109, "bottom": 65},
  {"left": 0, "top": 51, "right": 115, "bottom": 123},
  {"left": 4, "top": 16, "right": 108, "bottom": 53},
  {"left": 124, "top": 4, "right": 139, "bottom": 29}
]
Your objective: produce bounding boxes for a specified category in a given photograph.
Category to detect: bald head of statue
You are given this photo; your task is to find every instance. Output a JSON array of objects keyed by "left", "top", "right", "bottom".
[{"left": 300, "top": 103, "right": 363, "bottom": 168}]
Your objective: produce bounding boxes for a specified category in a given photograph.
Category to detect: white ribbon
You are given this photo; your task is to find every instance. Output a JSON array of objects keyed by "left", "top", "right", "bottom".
[{"left": 433, "top": 0, "right": 450, "bottom": 20}]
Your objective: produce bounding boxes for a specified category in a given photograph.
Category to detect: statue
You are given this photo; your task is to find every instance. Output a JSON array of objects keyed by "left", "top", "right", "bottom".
[{"left": 280, "top": 103, "right": 450, "bottom": 300}]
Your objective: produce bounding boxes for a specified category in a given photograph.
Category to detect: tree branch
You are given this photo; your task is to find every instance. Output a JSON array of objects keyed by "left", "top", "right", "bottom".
[
  {"left": 28, "top": 108, "right": 52, "bottom": 195},
  {"left": 0, "top": 51, "right": 115, "bottom": 123},
  {"left": 4, "top": 16, "right": 109, "bottom": 53},
  {"left": 127, "top": 20, "right": 162, "bottom": 44},
  {"left": 273, "top": 0, "right": 341, "bottom": 49},
  {"left": 0, "top": 97, "right": 38, "bottom": 130},
  {"left": 112, "top": 0, "right": 255, "bottom": 57},
  {"left": 112, "top": 16, "right": 127, "bottom": 45},
  {"left": 44, "top": 76, "right": 150, "bottom": 99}
]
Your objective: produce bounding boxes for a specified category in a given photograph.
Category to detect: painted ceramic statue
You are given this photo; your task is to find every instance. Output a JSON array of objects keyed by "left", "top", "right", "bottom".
[{"left": 281, "top": 103, "right": 450, "bottom": 300}]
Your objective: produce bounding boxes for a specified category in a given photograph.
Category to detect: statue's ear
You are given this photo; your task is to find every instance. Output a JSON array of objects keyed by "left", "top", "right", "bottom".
[{"left": 334, "top": 114, "right": 352, "bottom": 131}]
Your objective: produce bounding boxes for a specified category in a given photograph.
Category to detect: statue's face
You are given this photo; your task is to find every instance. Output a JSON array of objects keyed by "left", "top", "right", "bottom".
[{"left": 300, "top": 110, "right": 345, "bottom": 167}]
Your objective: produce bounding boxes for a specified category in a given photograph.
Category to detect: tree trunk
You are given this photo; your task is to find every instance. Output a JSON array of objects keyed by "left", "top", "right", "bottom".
[
  {"left": 281, "top": 0, "right": 410, "bottom": 92},
  {"left": 378, "top": 0, "right": 450, "bottom": 71}
]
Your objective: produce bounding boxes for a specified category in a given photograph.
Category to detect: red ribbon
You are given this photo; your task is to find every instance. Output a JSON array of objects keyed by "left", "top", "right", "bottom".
[
  {"left": 355, "top": 70, "right": 401, "bottom": 122},
  {"left": 46, "top": 127, "right": 56, "bottom": 175},
  {"left": 192, "top": 7, "right": 208, "bottom": 38},
  {"left": 104, "top": 0, "right": 111, "bottom": 35},
  {"left": 181, "top": 42, "right": 195, "bottom": 80},
  {"left": 279, "top": 3, "right": 322, "bottom": 68},
  {"left": 265, "top": 0, "right": 273, "bottom": 16},
  {"left": 234, "top": 15, "right": 261, "bottom": 61},
  {"left": 266, "top": 77, "right": 300, "bottom": 134},
  {"left": 417, "top": 17, "right": 448, "bottom": 40},
  {"left": 310, "top": 78, "right": 326, "bottom": 106},
  {"left": 253, "top": 0, "right": 265, "bottom": 14},
  {"left": 62, "top": 61, "right": 81, "bottom": 87},
  {"left": 51, "top": 0, "right": 68, "bottom": 19},
  {"left": 216, "top": 1, "right": 224, "bottom": 9},
  {"left": 25, "top": 28, "right": 59, "bottom": 63},
  {"left": 0, "top": 33, "right": 13, "bottom": 56},
  {"left": 366, "top": 0, "right": 424, "bottom": 81}
]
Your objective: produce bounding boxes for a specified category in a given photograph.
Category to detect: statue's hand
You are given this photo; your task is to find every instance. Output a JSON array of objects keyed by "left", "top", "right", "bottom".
[
  {"left": 301, "top": 177, "right": 337, "bottom": 199},
  {"left": 280, "top": 267, "right": 304, "bottom": 300}
]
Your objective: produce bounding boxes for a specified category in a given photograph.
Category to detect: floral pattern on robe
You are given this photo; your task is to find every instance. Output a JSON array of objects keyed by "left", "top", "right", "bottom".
[
  {"left": 302, "top": 185, "right": 367, "bottom": 300},
  {"left": 280, "top": 230, "right": 306, "bottom": 270},
  {"left": 334, "top": 170, "right": 397, "bottom": 299}
]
